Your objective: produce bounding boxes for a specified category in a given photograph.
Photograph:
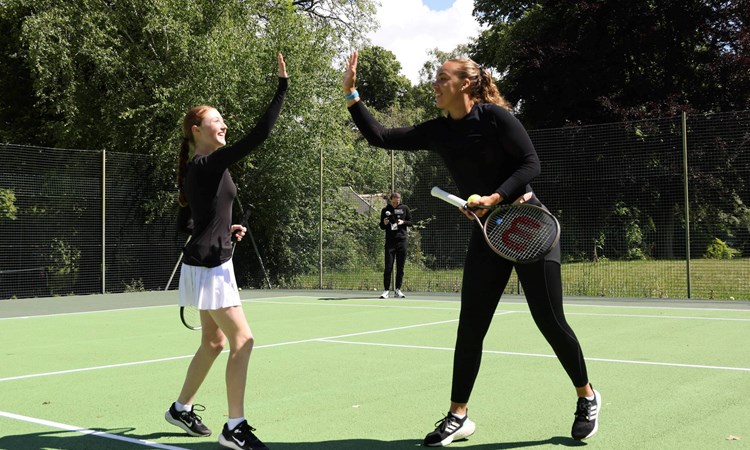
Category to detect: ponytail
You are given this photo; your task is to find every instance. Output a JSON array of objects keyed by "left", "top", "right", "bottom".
[
  {"left": 447, "top": 58, "right": 512, "bottom": 111},
  {"left": 177, "top": 105, "right": 215, "bottom": 207},
  {"left": 177, "top": 137, "right": 190, "bottom": 207}
]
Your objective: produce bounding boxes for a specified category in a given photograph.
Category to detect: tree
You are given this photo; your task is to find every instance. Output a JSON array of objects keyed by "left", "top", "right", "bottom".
[
  {"left": 0, "top": 0, "right": 379, "bottom": 287},
  {"left": 472, "top": 0, "right": 750, "bottom": 128},
  {"left": 354, "top": 46, "right": 412, "bottom": 111}
]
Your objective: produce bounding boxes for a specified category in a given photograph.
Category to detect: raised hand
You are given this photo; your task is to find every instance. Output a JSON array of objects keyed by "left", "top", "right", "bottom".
[
  {"left": 343, "top": 51, "right": 358, "bottom": 93},
  {"left": 278, "top": 52, "right": 288, "bottom": 78}
]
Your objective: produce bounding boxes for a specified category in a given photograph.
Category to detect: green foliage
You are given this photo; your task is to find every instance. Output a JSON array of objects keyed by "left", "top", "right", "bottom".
[
  {"left": 356, "top": 46, "right": 412, "bottom": 110},
  {"left": 0, "top": 188, "right": 18, "bottom": 220},
  {"left": 472, "top": 0, "right": 750, "bottom": 127},
  {"left": 704, "top": 238, "right": 740, "bottom": 259},
  {"left": 47, "top": 238, "right": 80, "bottom": 295}
]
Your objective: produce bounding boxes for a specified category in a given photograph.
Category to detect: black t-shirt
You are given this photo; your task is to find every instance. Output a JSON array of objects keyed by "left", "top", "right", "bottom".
[
  {"left": 379, "top": 203, "right": 412, "bottom": 242},
  {"left": 181, "top": 78, "right": 287, "bottom": 267},
  {"left": 348, "top": 101, "right": 540, "bottom": 203}
]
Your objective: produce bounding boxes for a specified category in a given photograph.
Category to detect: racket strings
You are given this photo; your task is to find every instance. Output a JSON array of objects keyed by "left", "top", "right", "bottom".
[{"left": 484, "top": 207, "right": 558, "bottom": 260}]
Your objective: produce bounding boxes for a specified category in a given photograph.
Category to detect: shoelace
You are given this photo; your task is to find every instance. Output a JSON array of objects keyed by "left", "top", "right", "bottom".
[
  {"left": 574, "top": 398, "right": 596, "bottom": 420},
  {"left": 434, "top": 414, "right": 459, "bottom": 432},
  {"left": 181, "top": 403, "right": 206, "bottom": 422},
  {"left": 234, "top": 421, "right": 258, "bottom": 435}
]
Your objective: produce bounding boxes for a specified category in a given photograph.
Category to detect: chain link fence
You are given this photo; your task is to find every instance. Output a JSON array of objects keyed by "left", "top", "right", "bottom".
[{"left": 1, "top": 110, "right": 748, "bottom": 300}]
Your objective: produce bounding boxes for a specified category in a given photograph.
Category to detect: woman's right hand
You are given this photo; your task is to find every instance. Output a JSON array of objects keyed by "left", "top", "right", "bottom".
[{"left": 343, "top": 51, "right": 358, "bottom": 94}]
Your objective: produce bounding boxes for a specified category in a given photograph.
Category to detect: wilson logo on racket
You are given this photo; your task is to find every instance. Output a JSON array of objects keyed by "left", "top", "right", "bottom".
[
  {"left": 431, "top": 186, "right": 560, "bottom": 263},
  {"left": 501, "top": 215, "right": 543, "bottom": 252}
]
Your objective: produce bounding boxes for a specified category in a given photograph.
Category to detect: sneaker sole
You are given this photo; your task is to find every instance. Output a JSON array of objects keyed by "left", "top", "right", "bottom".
[
  {"left": 219, "top": 434, "right": 268, "bottom": 450},
  {"left": 164, "top": 410, "right": 211, "bottom": 437},
  {"left": 578, "top": 390, "right": 602, "bottom": 440},
  {"left": 425, "top": 419, "right": 476, "bottom": 447}
]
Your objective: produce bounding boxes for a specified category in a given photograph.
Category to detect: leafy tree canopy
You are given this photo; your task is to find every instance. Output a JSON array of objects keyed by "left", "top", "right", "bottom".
[{"left": 472, "top": 0, "right": 750, "bottom": 127}]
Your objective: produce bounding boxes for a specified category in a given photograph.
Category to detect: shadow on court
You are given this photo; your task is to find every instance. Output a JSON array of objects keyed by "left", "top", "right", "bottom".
[{"left": 0, "top": 431, "right": 588, "bottom": 449}]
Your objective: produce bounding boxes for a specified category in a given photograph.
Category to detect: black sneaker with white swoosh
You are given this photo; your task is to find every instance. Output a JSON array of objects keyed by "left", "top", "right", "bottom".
[
  {"left": 219, "top": 420, "right": 269, "bottom": 450},
  {"left": 164, "top": 403, "right": 212, "bottom": 437}
]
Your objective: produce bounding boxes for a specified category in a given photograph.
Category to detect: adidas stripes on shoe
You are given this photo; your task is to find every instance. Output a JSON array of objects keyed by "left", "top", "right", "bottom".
[
  {"left": 423, "top": 412, "right": 476, "bottom": 447},
  {"left": 571, "top": 389, "right": 601, "bottom": 440}
]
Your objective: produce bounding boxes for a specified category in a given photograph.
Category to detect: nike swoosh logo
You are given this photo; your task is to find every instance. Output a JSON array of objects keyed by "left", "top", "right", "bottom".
[
  {"left": 184, "top": 421, "right": 193, "bottom": 427},
  {"left": 232, "top": 436, "right": 245, "bottom": 446}
]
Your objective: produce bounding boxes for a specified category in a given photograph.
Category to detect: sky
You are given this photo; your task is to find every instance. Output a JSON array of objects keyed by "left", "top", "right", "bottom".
[{"left": 367, "top": 0, "right": 483, "bottom": 85}]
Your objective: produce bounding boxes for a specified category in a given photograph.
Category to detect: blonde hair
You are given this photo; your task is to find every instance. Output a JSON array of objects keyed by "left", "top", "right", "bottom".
[
  {"left": 177, "top": 105, "right": 214, "bottom": 207},
  {"left": 446, "top": 58, "right": 511, "bottom": 110}
]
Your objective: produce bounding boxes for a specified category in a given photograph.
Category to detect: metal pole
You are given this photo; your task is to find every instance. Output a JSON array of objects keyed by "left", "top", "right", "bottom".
[
  {"left": 390, "top": 149, "right": 395, "bottom": 193},
  {"left": 101, "top": 150, "right": 106, "bottom": 294},
  {"left": 682, "top": 112, "right": 692, "bottom": 298},
  {"left": 319, "top": 146, "right": 324, "bottom": 289}
]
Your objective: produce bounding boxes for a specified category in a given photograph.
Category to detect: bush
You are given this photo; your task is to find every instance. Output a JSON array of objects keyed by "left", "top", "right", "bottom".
[{"left": 704, "top": 238, "right": 740, "bottom": 259}]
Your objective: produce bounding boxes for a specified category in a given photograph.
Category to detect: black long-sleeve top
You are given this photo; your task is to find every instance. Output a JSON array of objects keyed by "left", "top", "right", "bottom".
[
  {"left": 348, "top": 101, "right": 540, "bottom": 203},
  {"left": 181, "top": 77, "right": 287, "bottom": 267},
  {"left": 379, "top": 203, "right": 412, "bottom": 242}
]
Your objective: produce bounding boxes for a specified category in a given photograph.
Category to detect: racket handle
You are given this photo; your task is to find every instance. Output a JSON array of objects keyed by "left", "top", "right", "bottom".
[{"left": 431, "top": 186, "right": 467, "bottom": 209}]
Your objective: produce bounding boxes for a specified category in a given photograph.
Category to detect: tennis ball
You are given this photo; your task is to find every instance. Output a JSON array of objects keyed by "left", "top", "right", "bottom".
[{"left": 467, "top": 194, "right": 481, "bottom": 204}]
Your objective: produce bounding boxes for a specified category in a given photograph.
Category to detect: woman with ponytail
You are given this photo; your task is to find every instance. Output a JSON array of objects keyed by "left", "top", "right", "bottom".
[
  {"left": 165, "top": 53, "right": 288, "bottom": 450},
  {"left": 343, "top": 52, "right": 601, "bottom": 446}
]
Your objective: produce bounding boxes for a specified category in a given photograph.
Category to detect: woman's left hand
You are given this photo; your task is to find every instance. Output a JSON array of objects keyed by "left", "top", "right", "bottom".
[
  {"left": 231, "top": 224, "right": 247, "bottom": 242},
  {"left": 278, "top": 52, "right": 288, "bottom": 78}
]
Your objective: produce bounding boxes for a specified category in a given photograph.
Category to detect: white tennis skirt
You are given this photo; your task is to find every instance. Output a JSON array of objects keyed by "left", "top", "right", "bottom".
[{"left": 178, "top": 259, "right": 242, "bottom": 310}]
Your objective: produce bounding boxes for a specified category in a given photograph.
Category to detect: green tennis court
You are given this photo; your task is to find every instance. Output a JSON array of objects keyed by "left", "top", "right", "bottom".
[{"left": 1, "top": 290, "right": 748, "bottom": 449}]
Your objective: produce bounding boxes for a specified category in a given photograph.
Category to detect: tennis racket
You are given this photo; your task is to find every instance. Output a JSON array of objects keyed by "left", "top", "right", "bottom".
[
  {"left": 180, "top": 305, "right": 201, "bottom": 330},
  {"left": 431, "top": 186, "right": 560, "bottom": 263},
  {"left": 165, "top": 235, "right": 203, "bottom": 331}
]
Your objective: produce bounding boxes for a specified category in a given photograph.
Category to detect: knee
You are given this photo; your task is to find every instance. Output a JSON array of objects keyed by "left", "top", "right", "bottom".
[
  {"left": 232, "top": 333, "right": 254, "bottom": 355},
  {"left": 202, "top": 337, "right": 226, "bottom": 357}
]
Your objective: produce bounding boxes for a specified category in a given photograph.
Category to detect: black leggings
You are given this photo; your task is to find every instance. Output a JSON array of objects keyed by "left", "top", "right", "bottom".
[
  {"left": 384, "top": 239, "right": 407, "bottom": 290},
  {"left": 450, "top": 228, "right": 589, "bottom": 403}
]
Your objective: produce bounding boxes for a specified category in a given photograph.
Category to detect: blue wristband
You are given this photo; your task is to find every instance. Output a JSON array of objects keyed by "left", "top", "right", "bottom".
[{"left": 345, "top": 90, "right": 359, "bottom": 101}]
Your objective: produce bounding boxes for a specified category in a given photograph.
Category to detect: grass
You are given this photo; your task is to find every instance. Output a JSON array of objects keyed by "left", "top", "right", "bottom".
[{"left": 287, "top": 258, "right": 750, "bottom": 301}]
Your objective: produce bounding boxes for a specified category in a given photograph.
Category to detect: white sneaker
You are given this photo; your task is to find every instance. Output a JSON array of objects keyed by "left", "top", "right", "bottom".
[
  {"left": 395, "top": 289, "right": 405, "bottom": 298},
  {"left": 380, "top": 290, "right": 389, "bottom": 299}
]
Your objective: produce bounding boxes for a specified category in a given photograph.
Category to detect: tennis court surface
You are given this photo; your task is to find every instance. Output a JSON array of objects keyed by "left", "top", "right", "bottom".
[{"left": 1, "top": 290, "right": 748, "bottom": 449}]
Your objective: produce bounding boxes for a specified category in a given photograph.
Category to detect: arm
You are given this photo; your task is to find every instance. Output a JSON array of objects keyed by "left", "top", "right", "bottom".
[
  {"left": 207, "top": 53, "right": 289, "bottom": 168},
  {"left": 491, "top": 106, "right": 541, "bottom": 201},
  {"left": 344, "top": 50, "right": 430, "bottom": 151},
  {"left": 379, "top": 208, "right": 388, "bottom": 230},
  {"left": 208, "top": 77, "right": 288, "bottom": 167},
  {"left": 400, "top": 205, "right": 413, "bottom": 227},
  {"left": 176, "top": 205, "right": 193, "bottom": 234}
]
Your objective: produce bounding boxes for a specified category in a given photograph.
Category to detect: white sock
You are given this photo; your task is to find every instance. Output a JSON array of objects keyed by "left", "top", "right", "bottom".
[
  {"left": 227, "top": 417, "right": 245, "bottom": 430},
  {"left": 450, "top": 412, "right": 466, "bottom": 419},
  {"left": 175, "top": 401, "right": 191, "bottom": 412},
  {"left": 585, "top": 395, "right": 595, "bottom": 401}
]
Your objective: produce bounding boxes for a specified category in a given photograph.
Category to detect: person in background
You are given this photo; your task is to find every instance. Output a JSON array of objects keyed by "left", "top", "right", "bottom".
[
  {"left": 343, "top": 50, "right": 601, "bottom": 447},
  {"left": 167, "top": 53, "right": 288, "bottom": 450},
  {"left": 378, "top": 192, "right": 412, "bottom": 298}
]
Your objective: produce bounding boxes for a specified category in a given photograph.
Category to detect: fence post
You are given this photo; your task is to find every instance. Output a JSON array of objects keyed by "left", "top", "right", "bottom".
[
  {"left": 101, "top": 150, "right": 106, "bottom": 294},
  {"left": 319, "top": 146, "right": 324, "bottom": 289},
  {"left": 682, "top": 112, "right": 691, "bottom": 299}
]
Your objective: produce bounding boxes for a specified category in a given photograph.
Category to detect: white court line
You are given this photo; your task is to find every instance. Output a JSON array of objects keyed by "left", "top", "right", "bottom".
[
  {"left": 246, "top": 299, "right": 750, "bottom": 322},
  {"left": 0, "top": 314, "right": 512, "bottom": 383},
  {"left": 320, "top": 339, "right": 750, "bottom": 372},
  {"left": 0, "top": 410, "right": 187, "bottom": 449}
]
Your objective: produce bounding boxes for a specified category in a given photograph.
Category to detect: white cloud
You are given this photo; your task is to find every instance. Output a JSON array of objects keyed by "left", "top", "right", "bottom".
[{"left": 368, "top": 0, "right": 482, "bottom": 84}]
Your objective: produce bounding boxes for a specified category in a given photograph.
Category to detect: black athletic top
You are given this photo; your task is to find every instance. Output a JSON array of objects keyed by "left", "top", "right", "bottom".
[
  {"left": 181, "top": 77, "right": 287, "bottom": 268},
  {"left": 379, "top": 203, "right": 412, "bottom": 242},
  {"left": 348, "top": 101, "right": 539, "bottom": 203}
]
